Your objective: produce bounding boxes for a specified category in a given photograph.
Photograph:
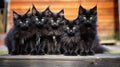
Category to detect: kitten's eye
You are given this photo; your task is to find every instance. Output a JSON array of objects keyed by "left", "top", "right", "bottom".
[
  {"left": 41, "top": 19, "right": 44, "bottom": 22},
  {"left": 73, "top": 27, "right": 76, "bottom": 30},
  {"left": 66, "top": 27, "right": 69, "bottom": 29},
  {"left": 51, "top": 19, "right": 54, "bottom": 22},
  {"left": 36, "top": 18, "right": 39, "bottom": 21},
  {"left": 26, "top": 21, "right": 29, "bottom": 23},
  {"left": 57, "top": 20, "right": 60, "bottom": 22},
  {"left": 19, "top": 21, "right": 22, "bottom": 24},
  {"left": 90, "top": 16, "right": 93, "bottom": 20},
  {"left": 83, "top": 16, "right": 86, "bottom": 20}
]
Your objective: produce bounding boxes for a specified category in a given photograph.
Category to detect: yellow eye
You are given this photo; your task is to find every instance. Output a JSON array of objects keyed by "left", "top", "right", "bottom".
[
  {"left": 51, "top": 20, "right": 54, "bottom": 22},
  {"left": 73, "top": 27, "right": 76, "bottom": 30},
  {"left": 66, "top": 27, "right": 69, "bottom": 29},
  {"left": 20, "top": 21, "right": 22, "bottom": 24},
  {"left": 83, "top": 17, "right": 86, "bottom": 20},
  {"left": 26, "top": 21, "right": 29, "bottom": 23},
  {"left": 41, "top": 19, "right": 44, "bottom": 21},
  {"left": 36, "top": 18, "right": 39, "bottom": 21},
  {"left": 57, "top": 20, "right": 60, "bottom": 22},
  {"left": 90, "top": 17, "right": 93, "bottom": 20}
]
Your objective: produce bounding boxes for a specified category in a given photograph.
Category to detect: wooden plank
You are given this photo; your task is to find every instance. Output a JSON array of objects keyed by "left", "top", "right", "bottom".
[
  {"left": 10, "top": 2, "right": 114, "bottom": 8},
  {"left": 11, "top": 0, "right": 114, "bottom": 2}
]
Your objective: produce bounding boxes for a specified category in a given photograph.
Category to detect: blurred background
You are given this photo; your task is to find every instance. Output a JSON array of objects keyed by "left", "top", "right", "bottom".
[{"left": 0, "top": 0, "right": 120, "bottom": 55}]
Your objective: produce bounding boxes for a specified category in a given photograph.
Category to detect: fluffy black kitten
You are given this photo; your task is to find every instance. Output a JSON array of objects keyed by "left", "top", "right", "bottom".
[
  {"left": 61, "top": 18, "right": 80, "bottom": 56},
  {"left": 78, "top": 5, "right": 101, "bottom": 55},
  {"left": 5, "top": 9, "right": 32, "bottom": 55},
  {"left": 46, "top": 9, "right": 65, "bottom": 55},
  {"left": 30, "top": 5, "right": 49, "bottom": 55}
]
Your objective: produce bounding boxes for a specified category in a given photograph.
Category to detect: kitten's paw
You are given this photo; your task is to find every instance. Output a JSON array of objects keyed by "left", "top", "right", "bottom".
[
  {"left": 71, "top": 52, "right": 78, "bottom": 56},
  {"left": 88, "top": 50, "right": 95, "bottom": 55},
  {"left": 21, "top": 50, "right": 28, "bottom": 55},
  {"left": 54, "top": 50, "right": 61, "bottom": 55},
  {"left": 38, "top": 49, "right": 45, "bottom": 55},
  {"left": 64, "top": 51, "right": 70, "bottom": 56},
  {"left": 47, "top": 50, "right": 53, "bottom": 55},
  {"left": 30, "top": 49, "right": 37, "bottom": 55},
  {"left": 10, "top": 50, "right": 18, "bottom": 55},
  {"left": 80, "top": 51, "right": 87, "bottom": 56}
]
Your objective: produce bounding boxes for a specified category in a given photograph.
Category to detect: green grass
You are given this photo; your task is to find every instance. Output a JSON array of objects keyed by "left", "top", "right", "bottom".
[
  {"left": 104, "top": 49, "right": 120, "bottom": 54},
  {"left": 0, "top": 51, "right": 8, "bottom": 55},
  {"left": 101, "top": 34, "right": 116, "bottom": 40}
]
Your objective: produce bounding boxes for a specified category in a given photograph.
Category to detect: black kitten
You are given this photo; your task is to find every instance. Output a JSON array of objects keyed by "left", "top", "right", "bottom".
[
  {"left": 5, "top": 9, "right": 32, "bottom": 55},
  {"left": 47, "top": 9, "right": 65, "bottom": 54},
  {"left": 30, "top": 5, "right": 49, "bottom": 55},
  {"left": 78, "top": 5, "right": 99, "bottom": 55},
  {"left": 61, "top": 18, "right": 80, "bottom": 56}
]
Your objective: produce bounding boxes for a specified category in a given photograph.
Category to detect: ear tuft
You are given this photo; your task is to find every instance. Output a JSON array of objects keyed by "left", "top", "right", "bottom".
[
  {"left": 45, "top": 6, "right": 50, "bottom": 10},
  {"left": 91, "top": 5, "right": 97, "bottom": 14},
  {"left": 79, "top": 5, "right": 86, "bottom": 14},
  {"left": 58, "top": 9, "right": 64, "bottom": 16},
  {"left": 26, "top": 8, "right": 32, "bottom": 16},
  {"left": 32, "top": 4, "right": 38, "bottom": 15},
  {"left": 43, "top": 6, "right": 52, "bottom": 16},
  {"left": 13, "top": 11, "right": 19, "bottom": 19}
]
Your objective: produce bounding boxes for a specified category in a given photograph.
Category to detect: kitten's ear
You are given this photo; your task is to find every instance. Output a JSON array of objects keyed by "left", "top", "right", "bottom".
[
  {"left": 44, "top": 6, "right": 52, "bottom": 16},
  {"left": 65, "top": 20, "right": 69, "bottom": 25},
  {"left": 63, "top": 18, "right": 68, "bottom": 25},
  {"left": 74, "top": 17, "right": 79, "bottom": 25},
  {"left": 32, "top": 4, "right": 38, "bottom": 15},
  {"left": 25, "top": 8, "right": 32, "bottom": 17},
  {"left": 91, "top": 5, "right": 97, "bottom": 14},
  {"left": 13, "top": 11, "right": 20, "bottom": 20},
  {"left": 58, "top": 9, "right": 64, "bottom": 16},
  {"left": 44, "top": 6, "right": 50, "bottom": 13},
  {"left": 79, "top": 5, "right": 86, "bottom": 14},
  {"left": 45, "top": 6, "right": 50, "bottom": 11}
]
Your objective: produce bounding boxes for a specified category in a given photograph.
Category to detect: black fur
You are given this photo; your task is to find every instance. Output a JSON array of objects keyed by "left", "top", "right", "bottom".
[
  {"left": 5, "top": 5, "right": 107, "bottom": 56},
  {"left": 30, "top": 5, "right": 49, "bottom": 55},
  {"left": 61, "top": 18, "right": 80, "bottom": 56},
  {"left": 78, "top": 5, "right": 100, "bottom": 56},
  {"left": 5, "top": 9, "right": 32, "bottom": 55},
  {"left": 46, "top": 9, "right": 65, "bottom": 54}
]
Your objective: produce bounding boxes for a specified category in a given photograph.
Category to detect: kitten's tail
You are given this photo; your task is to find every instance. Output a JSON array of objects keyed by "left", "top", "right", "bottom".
[
  {"left": 4, "top": 36, "right": 12, "bottom": 54},
  {"left": 94, "top": 45, "right": 108, "bottom": 53}
]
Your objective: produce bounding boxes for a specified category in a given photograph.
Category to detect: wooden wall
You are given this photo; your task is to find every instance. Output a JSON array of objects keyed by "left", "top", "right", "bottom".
[{"left": 9, "top": 0, "right": 118, "bottom": 39}]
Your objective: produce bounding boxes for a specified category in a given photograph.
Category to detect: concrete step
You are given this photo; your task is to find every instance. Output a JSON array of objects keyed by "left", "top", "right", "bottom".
[{"left": 0, "top": 54, "right": 120, "bottom": 67}]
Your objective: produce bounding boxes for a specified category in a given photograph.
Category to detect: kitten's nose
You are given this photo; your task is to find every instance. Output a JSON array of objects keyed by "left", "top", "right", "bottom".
[
  {"left": 70, "top": 30, "right": 73, "bottom": 33},
  {"left": 21, "top": 24, "right": 28, "bottom": 30},
  {"left": 54, "top": 23, "right": 57, "bottom": 25},
  {"left": 86, "top": 20, "right": 90, "bottom": 23},
  {"left": 36, "top": 21, "right": 43, "bottom": 25},
  {"left": 52, "top": 23, "right": 59, "bottom": 28},
  {"left": 52, "top": 23, "right": 57, "bottom": 26},
  {"left": 68, "top": 30, "right": 75, "bottom": 36}
]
